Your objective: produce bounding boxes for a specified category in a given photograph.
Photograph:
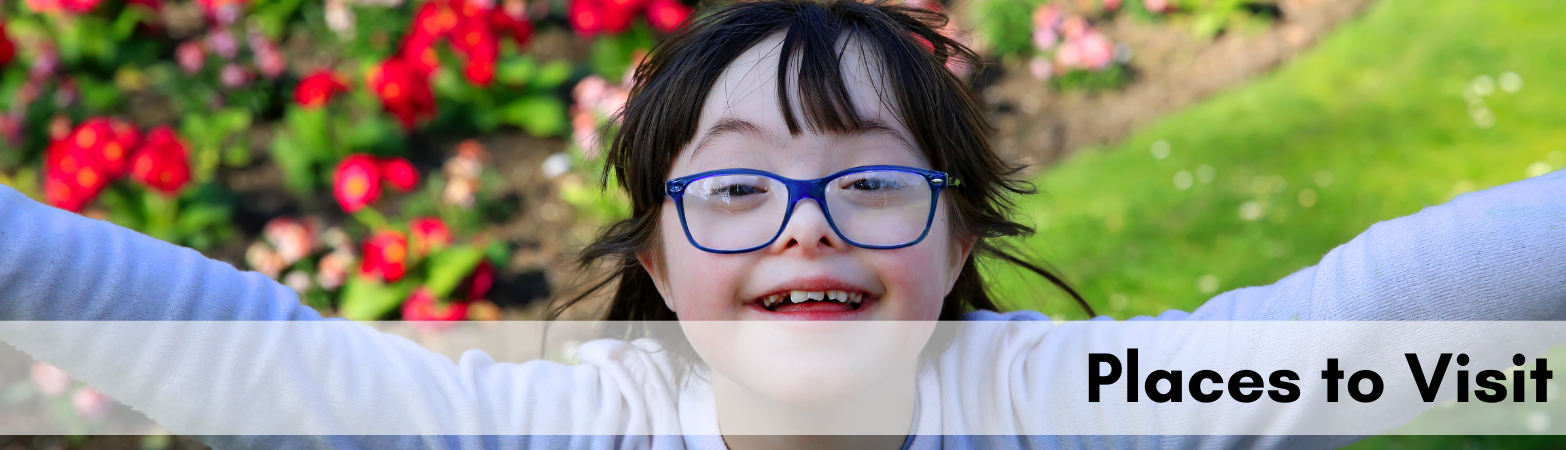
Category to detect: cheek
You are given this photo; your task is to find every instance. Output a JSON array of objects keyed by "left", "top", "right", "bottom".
[
  {"left": 659, "top": 210, "right": 747, "bottom": 320},
  {"left": 873, "top": 205, "right": 961, "bottom": 321}
]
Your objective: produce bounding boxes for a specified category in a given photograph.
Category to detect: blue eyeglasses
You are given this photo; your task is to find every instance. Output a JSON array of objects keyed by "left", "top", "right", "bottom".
[{"left": 664, "top": 165, "right": 957, "bottom": 254}]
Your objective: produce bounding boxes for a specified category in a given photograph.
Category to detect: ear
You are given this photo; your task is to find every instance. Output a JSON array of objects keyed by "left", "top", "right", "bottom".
[
  {"left": 947, "top": 232, "right": 977, "bottom": 288},
  {"left": 637, "top": 249, "right": 678, "bottom": 313}
]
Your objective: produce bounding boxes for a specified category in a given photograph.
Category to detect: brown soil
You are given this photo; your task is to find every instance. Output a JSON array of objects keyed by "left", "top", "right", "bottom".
[{"left": 982, "top": 0, "right": 1378, "bottom": 170}]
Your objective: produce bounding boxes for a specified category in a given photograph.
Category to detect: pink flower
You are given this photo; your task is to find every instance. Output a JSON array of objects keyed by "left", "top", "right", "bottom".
[
  {"left": 1143, "top": 0, "right": 1169, "bottom": 13},
  {"left": 1032, "top": 4, "right": 1061, "bottom": 29},
  {"left": 263, "top": 217, "right": 316, "bottom": 265},
  {"left": 1061, "top": 16, "right": 1088, "bottom": 40},
  {"left": 30, "top": 361, "right": 71, "bottom": 397},
  {"left": 1054, "top": 39, "right": 1083, "bottom": 70},
  {"left": 176, "top": 41, "right": 206, "bottom": 74},
  {"left": 219, "top": 64, "right": 251, "bottom": 88},
  {"left": 1074, "top": 31, "right": 1116, "bottom": 71},
  {"left": 1032, "top": 28, "right": 1058, "bottom": 51},
  {"left": 246, "top": 241, "right": 286, "bottom": 279},
  {"left": 317, "top": 248, "right": 355, "bottom": 290},
  {"left": 207, "top": 29, "right": 239, "bottom": 60},
  {"left": 1102, "top": 0, "right": 1121, "bottom": 11},
  {"left": 72, "top": 386, "right": 113, "bottom": 422},
  {"left": 250, "top": 34, "right": 286, "bottom": 79},
  {"left": 1029, "top": 56, "right": 1054, "bottom": 81}
]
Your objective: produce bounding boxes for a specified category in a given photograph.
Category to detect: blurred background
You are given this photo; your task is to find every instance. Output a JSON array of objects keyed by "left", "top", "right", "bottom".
[{"left": 0, "top": 0, "right": 1562, "bottom": 447}]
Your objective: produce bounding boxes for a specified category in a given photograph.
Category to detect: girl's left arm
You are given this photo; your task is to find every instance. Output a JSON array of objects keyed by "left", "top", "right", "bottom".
[
  {"left": 1180, "top": 169, "right": 1566, "bottom": 321},
  {"left": 947, "top": 171, "right": 1566, "bottom": 445}
]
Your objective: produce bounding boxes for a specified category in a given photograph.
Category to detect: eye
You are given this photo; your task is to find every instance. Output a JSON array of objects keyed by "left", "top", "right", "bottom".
[
  {"left": 719, "top": 184, "right": 764, "bottom": 196},
  {"left": 843, "top": 176, "right": 905, "bottom": 192}
]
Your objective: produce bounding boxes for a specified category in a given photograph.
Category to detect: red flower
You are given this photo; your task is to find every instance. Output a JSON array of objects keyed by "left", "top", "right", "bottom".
[
  {"left": 0, "top": 24, "right": 15, "bottom": 67},
  {"left": 360, "top": 231, "right": 409, "bottom": 282},
  {"left": 43, "top": 118, "right": 144, "bottom": 211},
  {"left": 58, "top": 0, "right": 101, "bottom": 13},
  {"left": 451, "top": 23, "right": 498, "bottom": 87},
  {"left": 195, "top": 0, "right": 247, "bottom": 15},
  {"left": 605, "top": 0, "right": 650, "bottom": 14},
  {"left": 368, "top": 58, "right": 436, "bottom": 131},
  {"left": 463, "top": 259, "right": 495, "bottom": 300},
  {"left": 568, "top": 0, "right": 609, "bottom": 36},
  {"left": 379, "top": 157, "right": 419, "bottom": 192},
  {"left": 645, "top": 0, "right": 691, "bottom": 33},
  {"left": 488, "top": 8, "right": 535, "bottom": 47},
  {"left": 44, "top": 142, "right": 107, "bottom": 212},
  {"left": 399, "top": 35, "right": 442, "bottom": 78},
  {"left": 412, "top": 0, "right": 463, "bottom": 41},
  {"left": 80, "top": 118, "right": 140, "bottom": 178},
  {"left": 294, "top": 70, "right": 348, "bottom": 108},
  {"left": 129, "top": 127, "right": 191, "bottom": 196},
  {"left": 409, "top": 217, "right": 450, "bottom": 255},
  {"left": 333, "top": 154, "right": 381, "bottom": 213},
  {"left": 401, "top": 287, "right": 469, "bottom": 325}
]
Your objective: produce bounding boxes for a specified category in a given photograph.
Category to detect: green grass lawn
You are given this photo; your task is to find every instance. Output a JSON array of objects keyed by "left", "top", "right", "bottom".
[
  {"left": 986, "top": 0, "right": 1566, "bottom": 446},
  {"left": 992, "top": 0, "right": 1566, "bottom": 318}
]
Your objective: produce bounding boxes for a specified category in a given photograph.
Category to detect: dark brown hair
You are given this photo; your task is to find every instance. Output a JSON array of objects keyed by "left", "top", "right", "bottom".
[{"left": 545, "top": 0, "right": 1092, "bottom": 324}]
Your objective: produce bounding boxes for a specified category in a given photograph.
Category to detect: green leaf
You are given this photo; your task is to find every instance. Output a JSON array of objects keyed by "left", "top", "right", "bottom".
[
  {"left": 269, "top": 132, "right": 318, "bottom": 194},
  {"left": 533, "top": 61, "right": 574, "bottom": 89},
  {"left": 497, "top": 56, "right": 538, "bottom": 86},
  {"left": 500, "top": 96, "right": 567, "bottom": 137},
  {"left": 175, "top": 203, "right": 231, "bottom": 233},
  {"left": 285, "top": 107, "right": 331, "bottom": 157},
  {"left": 338, "top": 276, "right": 412, "bottom": 321},
  {"left": 76, "top": 77, "right": 123, "bottom": 111},
  {"left": 423, "top": 246, "right": 485, "bottom": 298}
]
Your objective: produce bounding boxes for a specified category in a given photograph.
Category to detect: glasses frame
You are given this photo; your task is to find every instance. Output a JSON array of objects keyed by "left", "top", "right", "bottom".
[{"left": 665, "top": 165, "right": 955, "bottom": 254}]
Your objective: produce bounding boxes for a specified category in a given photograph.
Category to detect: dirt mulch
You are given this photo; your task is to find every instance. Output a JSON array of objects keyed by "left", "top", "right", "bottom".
[{"left": 981, "top": 0, "right": 1378, "bottom": 170}]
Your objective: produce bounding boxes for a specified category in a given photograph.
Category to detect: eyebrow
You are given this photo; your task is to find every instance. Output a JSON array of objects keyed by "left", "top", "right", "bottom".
[{"left": 690, "top": 117, "right": 917, "bottom": 158}]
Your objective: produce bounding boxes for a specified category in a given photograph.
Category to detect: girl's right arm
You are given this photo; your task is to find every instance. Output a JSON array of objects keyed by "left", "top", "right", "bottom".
[{"left": 0, "top": 185, "right": 683, "bottom": 447}]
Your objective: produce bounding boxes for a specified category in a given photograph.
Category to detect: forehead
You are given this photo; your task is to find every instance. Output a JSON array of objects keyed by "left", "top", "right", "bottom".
[{"left": 676, "top": 31, "right": 924, "bottom": 174}]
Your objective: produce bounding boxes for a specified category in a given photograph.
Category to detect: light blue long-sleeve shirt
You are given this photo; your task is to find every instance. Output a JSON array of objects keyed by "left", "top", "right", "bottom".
[{"left": 1, "top": 170, "right": 1564, "bottom": 449}]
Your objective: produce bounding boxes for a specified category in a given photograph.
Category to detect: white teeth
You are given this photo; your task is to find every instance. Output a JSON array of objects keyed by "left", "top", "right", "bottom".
[{"left": 774, "top": 290, "right": 864, "bottom": 306}]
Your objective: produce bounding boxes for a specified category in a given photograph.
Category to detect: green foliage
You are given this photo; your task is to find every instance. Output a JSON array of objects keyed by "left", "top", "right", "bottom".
[
  {"left": 589, "top": 23, "right": 657, "bottom": 81},
  {"left": 182, "top": 108, "right": 255, "bottom": 182},
  {"left": 991, "top": 0, "right": 1566, "bottom": 323},
  {"left": 338, "top": 275, "right": 413, "bottom": 321},
  {"left": 1050, "top": 64, "right": 1132, "bottom": 93},
  {"left": 96, "top": 183, "right": 237, "bottom": 251}
]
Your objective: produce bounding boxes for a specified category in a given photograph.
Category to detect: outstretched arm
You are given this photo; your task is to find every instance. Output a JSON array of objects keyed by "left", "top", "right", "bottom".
[
  {"left": 0, "top": 186, "right": 683, "bottom": 447},
  {"left": 1183, "top": 169, "right": 1566, "bottom": 321},
  {"left": 953, "top": 171, "right": 1566, "bottom": 446}
]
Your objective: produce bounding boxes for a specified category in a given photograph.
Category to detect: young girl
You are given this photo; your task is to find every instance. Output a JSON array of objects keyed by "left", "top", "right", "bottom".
[{"left": 1, "top": 0, "right": 1563, "bottom": 449}]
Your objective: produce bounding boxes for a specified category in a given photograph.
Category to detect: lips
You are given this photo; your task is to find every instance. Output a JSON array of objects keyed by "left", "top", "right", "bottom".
[{"left": 746, "top": 276, "right": 881, "bottom": 319}]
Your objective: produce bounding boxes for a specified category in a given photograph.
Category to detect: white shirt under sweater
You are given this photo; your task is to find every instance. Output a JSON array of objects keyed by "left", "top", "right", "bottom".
[{"left": 0, "top": 170, "right": 1563, "bottom": 450}]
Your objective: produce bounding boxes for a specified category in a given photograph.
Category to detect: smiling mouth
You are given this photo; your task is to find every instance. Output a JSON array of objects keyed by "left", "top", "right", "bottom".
[{"left": 756, "top": 290, "right": 868, "bottom": 313}]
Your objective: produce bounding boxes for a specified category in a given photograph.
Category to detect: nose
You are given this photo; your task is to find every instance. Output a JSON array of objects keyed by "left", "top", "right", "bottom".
[{"left": 768, "top": 198, "right": 849, "bottom": 256}]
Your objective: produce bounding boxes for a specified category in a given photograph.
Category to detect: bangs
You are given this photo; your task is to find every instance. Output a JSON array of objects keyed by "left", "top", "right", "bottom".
[{"left": 611, "top": 0, "right": 983, "bottom": 209}]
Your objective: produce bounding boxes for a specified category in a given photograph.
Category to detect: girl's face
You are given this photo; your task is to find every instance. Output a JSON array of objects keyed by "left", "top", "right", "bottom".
[{"left": 639, "top": 33, "right": 974, "bottom": 323}]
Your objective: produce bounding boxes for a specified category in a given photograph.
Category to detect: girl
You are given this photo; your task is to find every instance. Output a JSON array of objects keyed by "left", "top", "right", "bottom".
[{"left": 1, "top": 0, "right": 1564, "bottom": 449}]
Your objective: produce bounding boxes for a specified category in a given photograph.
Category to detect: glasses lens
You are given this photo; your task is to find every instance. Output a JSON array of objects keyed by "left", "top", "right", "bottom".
[
  {"left": 825, "top": 170, "right": 934, "bottom": 247},
  {"left": 680, "top": 174, "right": 789, "bottom": 251}
]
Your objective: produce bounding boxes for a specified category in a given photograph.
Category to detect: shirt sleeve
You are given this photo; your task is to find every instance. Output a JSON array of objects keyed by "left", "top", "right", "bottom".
[
  {"left": 948, "top": 170, "right": 1566, "bottom": 447},
  {"left": 1183, "top": 169, "right": 1566, "bottom": 321},
  {"left": 0, "top": 185, "right": 683, "bottom": 448}
]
